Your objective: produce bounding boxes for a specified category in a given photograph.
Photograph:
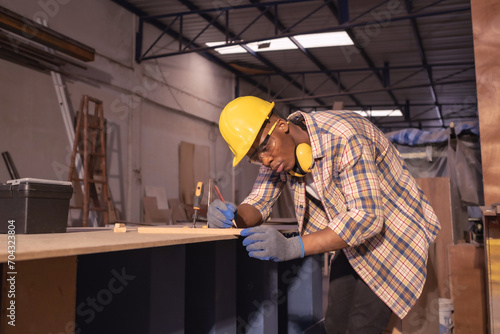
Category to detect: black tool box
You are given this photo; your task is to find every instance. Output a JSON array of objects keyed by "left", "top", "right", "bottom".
[{"left": 0, "top": 178, "right": 73, "bottom": 234}]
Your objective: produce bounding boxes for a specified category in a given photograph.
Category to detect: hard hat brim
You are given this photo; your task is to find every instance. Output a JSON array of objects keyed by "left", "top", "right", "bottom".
[{"left": 219, "top": 97, "right": 275, "bottom": 167}]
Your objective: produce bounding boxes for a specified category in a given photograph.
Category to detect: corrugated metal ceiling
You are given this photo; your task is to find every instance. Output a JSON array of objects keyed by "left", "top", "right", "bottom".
[{"left": 112, "top": 0, "right": 477, "bottom": 131}]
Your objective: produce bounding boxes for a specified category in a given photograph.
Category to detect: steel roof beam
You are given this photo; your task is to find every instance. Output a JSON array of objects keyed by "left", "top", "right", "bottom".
[
  {"left": 115, "top": 0, "right": 472, "bottom": 129},
  {"left": 142, "top": 0, "right": 312, "bottom": 20},
  {"left": 404, "top": 0, "right": 444, "bottom": 127},
  {"left": 375, "top": 114, "right": 479, "bottom": 125},
  {"left": 275, "top": 78, "right": 476, "bottom": 102},
  {"left": 249, "top": 0, "right": 364, "bottom": 108},
  {"left": 111, "top": 0, "right": 282, "bottom": 103},
  {"left": 177, "top": 0, "right": 324, "bottom": 106},
  {"left": 296, "top": 103, "right": 477, "bottom": 108},
  {"left": 244, "top": 61, "right": 475, "bottom": 76},
  {"left": 325, "top": 0, "right": 400, "bottom": 107},
  {"left": 137, "top": 6, "right": 470, "bottom": 60}
]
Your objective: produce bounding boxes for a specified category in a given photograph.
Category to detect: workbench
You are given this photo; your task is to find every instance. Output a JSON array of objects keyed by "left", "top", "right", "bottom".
[
  {"left": 0, "top": 226, "right": 323, "bottom": 333},
  {"left": 0, "top": 227, "right": 239, "bottom": 262}
]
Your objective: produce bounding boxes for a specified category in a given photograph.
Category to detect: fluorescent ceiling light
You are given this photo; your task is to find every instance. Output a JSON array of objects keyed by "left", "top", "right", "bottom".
[
  {"left": 353, "top": 109, "right": 403, "bottom": 117},
  {"left": 206, "top": 31, "right": 354, "bottom": 54},
  {"left": 205, "top": 42, "right": 246, "bottom": 54},
  {"left": 295, "top": 32, "right": 354, "bottom": 48}
]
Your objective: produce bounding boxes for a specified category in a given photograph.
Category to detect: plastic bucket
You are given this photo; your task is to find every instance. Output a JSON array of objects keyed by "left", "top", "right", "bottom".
[{"left": 438, "top": 298, "right": 454, "bottom": 334}]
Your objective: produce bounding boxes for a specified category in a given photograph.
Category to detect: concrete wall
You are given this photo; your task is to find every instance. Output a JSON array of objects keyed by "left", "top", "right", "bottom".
[{"left": 0, "top": 0, "right": 235, "bottom": 222}]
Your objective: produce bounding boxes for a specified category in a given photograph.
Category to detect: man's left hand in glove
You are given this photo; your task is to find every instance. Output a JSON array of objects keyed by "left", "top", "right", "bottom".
[
  {"left": 207, "top": 199, "right": 236, "bottom": 228},
  {"left": 241, "top": 225, "right": 305, "bottom": 262}
]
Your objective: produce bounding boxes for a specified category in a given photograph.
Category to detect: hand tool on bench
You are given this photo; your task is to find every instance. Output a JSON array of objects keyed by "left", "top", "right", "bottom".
[{"left": 191, "top": 181, "right": 204, "bottom": 228}]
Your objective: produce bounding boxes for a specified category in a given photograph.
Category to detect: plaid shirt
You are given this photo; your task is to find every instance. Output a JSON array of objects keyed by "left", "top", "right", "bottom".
[{"left": 242, "top": 110, "right": 440, "bottom": 318}]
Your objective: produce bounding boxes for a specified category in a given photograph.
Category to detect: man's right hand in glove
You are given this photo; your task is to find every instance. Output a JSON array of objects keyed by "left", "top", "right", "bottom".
[{"left": 207, "top": 199, "right": 236, "bottom": 228}]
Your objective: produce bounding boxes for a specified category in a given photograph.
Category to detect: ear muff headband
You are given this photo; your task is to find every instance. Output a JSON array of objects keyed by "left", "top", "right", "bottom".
[{"left": 289, "top": 143, "right": 313, "bottom": 177}]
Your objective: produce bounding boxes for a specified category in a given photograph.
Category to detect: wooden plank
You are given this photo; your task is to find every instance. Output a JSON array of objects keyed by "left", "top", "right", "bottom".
[
  {"left": 487, "top": 238, "right": 500, "bottom": 333},
  {"left": 143, "top": 197, "right": 172, "bottom": 223},
  {"left": 0, "top": 230, "right": 238, "bottom": 263},
  {"left": 471, "top": 0, "right": 500, "bottom": 205},
  {"left": 400, "top": 241, "right": 440, "bottom": 334},
  {"left": 484, "top": 209, "right": 500, "bottom": 333},
  {"left": 138, "top": 226, "right": 242, "bottom": 235},
  {"left": 168, "top": 198, "right": 189, "bottom": 223},
  {"left": 387, "top": 178, "right": 454, "bottom": 334},
  {"left": 448, "top": 244, "right": 487, "bottom": 334},
  {"left": 179, "top": 141, "right": 195, "bottom": 205},
  {"left": 416, "top": 177, "right": 454, "bottom": 298},
  {"left": 0, "top": 5, "right": 95, "bottom": 62},
  {"left": 179, "top": 142, "right": 211, "bottom": 207},
  {"left": 193, "top": 144, "right": 210, "bottom": 205},
  {"left": 114, "top": 223, "right": 127, "bottom": 232},
  {"left": 145, "top": 185, "right": 169, "bottom": 210}
]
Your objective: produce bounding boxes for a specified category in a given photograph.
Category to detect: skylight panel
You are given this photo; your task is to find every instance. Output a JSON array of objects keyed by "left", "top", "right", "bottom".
[
  {"left": 205, "top": 41, "right": 247, "bottom": 54},
  {"left": 206, "top": 31, "right": 354, "bottom": 54},
  {"left": 353, "top": 109, "right": 403, "bottom": 117},
  {"left": 295, "top": 32, "right": 354, "bottom": 48}
]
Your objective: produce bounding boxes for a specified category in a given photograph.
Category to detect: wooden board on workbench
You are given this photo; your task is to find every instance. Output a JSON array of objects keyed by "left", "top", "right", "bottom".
[
  {"left": 138, "top": 226, "right": 243, "bottom": 235},
  {"left": 0, "top": 230, "right": 239, "bottom": 263}
]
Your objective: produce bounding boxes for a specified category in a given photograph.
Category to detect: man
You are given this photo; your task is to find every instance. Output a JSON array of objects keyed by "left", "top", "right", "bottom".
[{"left": 207, "top": 96, "right": 440, "bottom": 333}]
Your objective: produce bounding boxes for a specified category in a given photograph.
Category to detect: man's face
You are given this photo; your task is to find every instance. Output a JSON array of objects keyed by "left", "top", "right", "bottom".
[{"left": 247, "top": 118, "right": 296, "bottom": 173}]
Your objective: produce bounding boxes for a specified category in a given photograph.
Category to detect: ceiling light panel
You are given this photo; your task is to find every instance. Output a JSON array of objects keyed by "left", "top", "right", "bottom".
[
  {"left": 353, "top": 110, "right": 403, "bottom": 117},
  {"left": 206, "top": 31, "right": 354, "bottom": 54}
]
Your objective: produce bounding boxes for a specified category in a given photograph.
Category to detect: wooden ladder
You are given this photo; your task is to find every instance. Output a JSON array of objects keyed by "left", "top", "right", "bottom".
[{"left": 68, "top": 95, "right": 109, "bottom": 227}]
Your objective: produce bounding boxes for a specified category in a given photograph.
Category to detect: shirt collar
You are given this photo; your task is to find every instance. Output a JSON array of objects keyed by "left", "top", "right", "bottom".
[{"left": 287, "top": 111, "right": 325, "bottom": 160}]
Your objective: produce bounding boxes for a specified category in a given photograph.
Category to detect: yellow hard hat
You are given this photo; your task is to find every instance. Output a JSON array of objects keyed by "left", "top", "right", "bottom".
[{"left": 219, "top": 96, "right": 275, "bottom": 166}]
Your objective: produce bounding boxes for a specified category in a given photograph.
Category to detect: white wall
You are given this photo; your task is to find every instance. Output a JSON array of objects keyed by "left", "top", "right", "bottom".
[
  {"left": 0, "top": 0, "right": 235, "bottom": 222},
  {"left": 0, "top": 59, "right": 68, "bottom": 180}
]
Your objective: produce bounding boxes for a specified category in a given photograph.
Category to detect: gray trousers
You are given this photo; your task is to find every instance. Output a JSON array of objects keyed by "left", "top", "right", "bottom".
[{"left": 324, "top": 250, "right": 393, "bottom": 334}]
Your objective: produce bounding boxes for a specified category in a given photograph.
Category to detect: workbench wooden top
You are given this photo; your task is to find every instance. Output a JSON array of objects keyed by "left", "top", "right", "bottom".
[{"left": 0, "top": 227, "right": 240, "bottom": 263}]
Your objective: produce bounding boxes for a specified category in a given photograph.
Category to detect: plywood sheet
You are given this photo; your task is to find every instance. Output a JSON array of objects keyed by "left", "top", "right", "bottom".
[
  {"left": 448, "top": 244, "right": 487, "bottom": 334},
  {"left": 168, "top": 198, "right": 189, "bottom": 223},
  {"left": 145, "top": 185, "right": 169, "bottom": 209},
  {"left": 484, "top": 210, "right": 500, "bottom": 333},
  {"left": 138, "top": 226, "right": 242, "bottom": 235},
  {"left": 400, "top": 242, "right": 440, "bottom": 334},
  {"left": 179, "top": 142, "right": 211, "bottom": 207},
  {"left": 143, "top": 197, "right": 172, "bottom": 223},
  {"left": 389, "top": 178, "right": 454, "bottom": 334},
  {"left": 416, "top": 177, "right": 454, "bottom": 298},
  {"left": 193, "top": 144, "right": 210, "bottom": 205},
  {"left": 471, "top": 0, "right": 500, "bottom": 205},
  {"left": 487, "top": 238, "right": 500, "bottom": 334},
  {"left": 179, "top": 141, "right": 195, "bottom": 205},
  {"left": 0, "top": 230, "right": 238, "bottom": 263}
]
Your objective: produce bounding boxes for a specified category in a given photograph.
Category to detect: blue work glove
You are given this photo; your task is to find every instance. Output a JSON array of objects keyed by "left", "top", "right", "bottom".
[
  {"left": 207, "top": 199, "right": 237, "bottom": 228},
  {"left": 241, "top": 226, "right": 305, "bottom": 262}
]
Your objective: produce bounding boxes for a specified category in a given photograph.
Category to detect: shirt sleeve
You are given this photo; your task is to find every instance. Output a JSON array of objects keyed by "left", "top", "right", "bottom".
[
  {"left": 241, "top": 166, "right": 287, "bottom": 221},
  {"left": 327, "top": 135, "right": 385, "bottom": 247}
]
